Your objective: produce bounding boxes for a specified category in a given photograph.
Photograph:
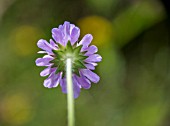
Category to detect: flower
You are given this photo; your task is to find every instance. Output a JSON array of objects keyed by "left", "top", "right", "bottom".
[{"left": 35, "top": 21, "right": 102, "bottom": 98}]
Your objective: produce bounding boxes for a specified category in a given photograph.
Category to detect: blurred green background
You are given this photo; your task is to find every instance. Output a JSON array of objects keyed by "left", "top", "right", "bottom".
[{"left": 0, "top": 0, "right": 170, "bottom": 126}]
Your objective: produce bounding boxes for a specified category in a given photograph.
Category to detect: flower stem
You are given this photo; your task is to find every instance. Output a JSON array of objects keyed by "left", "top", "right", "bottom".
[{"left": 66, "top": 58, "right": 75, "bottom": 126}]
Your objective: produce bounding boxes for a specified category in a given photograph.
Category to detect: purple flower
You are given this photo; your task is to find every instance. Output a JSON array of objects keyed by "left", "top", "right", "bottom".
[{"left": 35, "top": 21, "right": 102, "bottom": 98}]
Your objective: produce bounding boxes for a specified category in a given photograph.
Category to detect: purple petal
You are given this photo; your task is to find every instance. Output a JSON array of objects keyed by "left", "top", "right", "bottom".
[
  {"left": 63, "top": 21, "right": 70, "bottom": 36},
  {"left": 79, "top": 34, "right": 93, "bottom": 51},
  {"left": 60, "top": 78, "right": 67, "bottom": 93},
  {"left": 52, "top": 28, "right": 64, "bottom": 46},
  {"left": 60, "top": 76, "right": 81, "bottom": 98},
  {"left": 62, "top": 21, "right": 71, "bottom": 46},
  {"left": 37, "top": 39, "right": 53, "bottom": 53},
  {"left": 91, "top": 62, "right": 98, "bottom": 66},
  {"left": 40, "top": 67, "right": 57, "bottom": 77},
  {"left": 40, "top": 67, "right": 51, "bottom": 77},
  {"left": 73, "top": 76, "right": 81, "bottom": 98},
  {"left": 75, "top": 74, "right": 91, "bottom": 89},
  {"left": 59, "top": 25, "right": 63, "bottom": 31},
  {"left": 35, "top": 55, "right": 53, "bottom": 66},
  {"left": 70, "top": 27, "right": 80, "bottom": 45},
  {"left": 85, "top": 54, "right": 102, "bottom": 63},
  {"left": 37, "top": 50, "right": 54, "bottom": 56},
  {"left": 37, "top": 51, "right": 46, "bottom": 54},
  {"left": 44, "top": 72, "right": 62, "bottom": 88},
  {"left": 85, "top": 63, "right": 95, "bottom": 70},
  {"left": 69, "top": 24, "right": 75, "bottom": 33},
  {"left": 80, "top": 69, "right": 100, "bottom": 83},
  {"left": 85, "top": 45, "right": 98, "bottom": 56},
  {"left": 43, "top": 72, "right": 55, "bottom": 87},
  {"left": 50, "top": 39, "right": 58, "bottom": 49},
  {"left": 50, "top": 72, "right": 62, "bottom": 88}
]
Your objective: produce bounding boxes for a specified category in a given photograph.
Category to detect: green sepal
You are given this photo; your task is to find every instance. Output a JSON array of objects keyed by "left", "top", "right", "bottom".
[
  {"left": 73, "top": 60, "right": 86, "bottom": 69},
  {"left": 55, "top": 62, "right": 65, "bottom": 74},
  {"left": 74, "top": 69, "right": 80, "bottom": 77},
  {"left": 78, "top": 55, "right": 88, "bottom": 61},
  {"left": 51, "top": 64, "right": 57, "bottom": 68},
  {"left": 81, "top": 50, "right": 88, "bottom": 55},
  {"left": 54, "top": 50, "right": 65, "bottom": 59},
  {"left": 66, "top": 41, "right": 73, "bottom": 53},
  {"left": 73, "top": 45, "right": 83, "bottom": 55},
  {"left": 62, "top": 72, "right": 65, "bottom": 78},
  {"left": 52, "top": 49, "right": 57, "bottom": 54},
  {"left": 57, "top": 43, "right": 65, "bottom": 49},
  {"left": 51, "top": 59, "right": 60, "bottom": 65}
]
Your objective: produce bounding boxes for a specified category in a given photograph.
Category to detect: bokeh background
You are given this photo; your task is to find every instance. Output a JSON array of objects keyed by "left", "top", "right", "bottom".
[{"left": 0, "top": 0, "right": 170, "bottom": 126}]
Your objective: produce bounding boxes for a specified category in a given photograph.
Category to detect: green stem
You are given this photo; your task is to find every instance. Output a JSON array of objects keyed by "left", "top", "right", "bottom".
[{"left": 66, "top": 58, "right": 75, "bottom": 126}]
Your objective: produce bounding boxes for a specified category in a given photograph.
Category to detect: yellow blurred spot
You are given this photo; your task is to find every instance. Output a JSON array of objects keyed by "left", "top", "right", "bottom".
[
  {"left": 10, "top": 25, "right": 43, "bottom": 56},
  {"left": 1, "top": 93, "right": 33, "bottom": 125},
  {"left": 77, "top": 16, "right": 113, "bottom": 47}
]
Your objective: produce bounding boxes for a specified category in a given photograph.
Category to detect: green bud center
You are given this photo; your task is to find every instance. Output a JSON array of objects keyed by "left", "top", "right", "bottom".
[{"left": 51, "top": 41, "right": 88, "bottom": 77}]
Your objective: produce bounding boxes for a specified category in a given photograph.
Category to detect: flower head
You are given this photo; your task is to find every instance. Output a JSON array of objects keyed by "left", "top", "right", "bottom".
[{"left": 35, "top": 21, "right": 102, "bottom": 98}]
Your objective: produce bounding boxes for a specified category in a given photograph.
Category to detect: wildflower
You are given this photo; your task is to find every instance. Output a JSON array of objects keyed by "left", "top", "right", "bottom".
[{"left": 35, "top": 21, "right": 102, "bottom": 98}]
